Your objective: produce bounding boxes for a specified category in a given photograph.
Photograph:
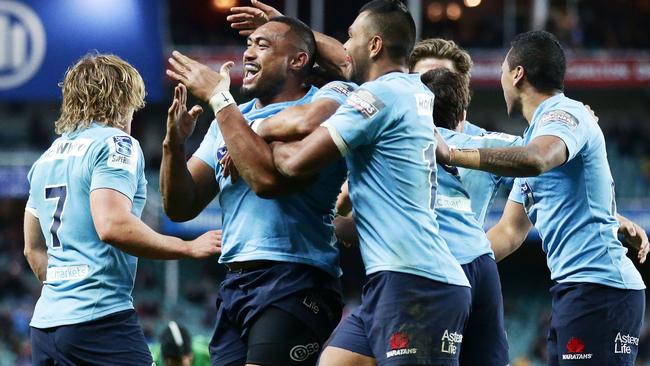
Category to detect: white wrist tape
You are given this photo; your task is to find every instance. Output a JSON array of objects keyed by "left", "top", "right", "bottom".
[{"left": 209, "top": 91, "right": 236, "bottom": 113}]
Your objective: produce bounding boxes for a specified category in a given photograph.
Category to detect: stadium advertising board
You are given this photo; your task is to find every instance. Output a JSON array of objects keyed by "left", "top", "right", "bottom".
[{"left": 0, "top": 0, "right": 165, "bottom": 101}]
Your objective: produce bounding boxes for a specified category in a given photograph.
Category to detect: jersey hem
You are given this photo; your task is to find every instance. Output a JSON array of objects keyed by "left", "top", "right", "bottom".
[
  {"left": 220, "top": 252, "right": 342, "bottom": 278},
  {"left": 453, "top": 250, "right": 495, "bottom": 265},
  {"left": 30, "top": 303, "right": 134, "bottom": 329},
  {"left": 365, "top": 265, "right": 470, "bottom": 287},
  {"left": 554, "top": 276, "right": 645, "bottom": 290}
]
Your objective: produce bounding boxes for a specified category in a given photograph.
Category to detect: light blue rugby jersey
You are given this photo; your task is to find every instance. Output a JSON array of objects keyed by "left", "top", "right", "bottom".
[
  {"left": 193, "top": 86, "right": 347, "bottom": 277},
  {"left": 459, "top": 122, "right": 522, "bottom": 224},
  {"left": 509, "top": 93, "right": 644, "bottom": 289},
  {"left": 26, "top": 124, "right": 147, "bottom": 328},
  {"left": 436, "top": 128, "right": 499, "bottom": 264},
  {"left": 322, "top": 73, "right": 469, "bottom": 287}
]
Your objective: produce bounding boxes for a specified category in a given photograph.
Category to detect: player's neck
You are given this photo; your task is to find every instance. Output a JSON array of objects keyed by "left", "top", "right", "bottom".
[
  {"left": 365, "top": 60, "right": 407, "bottom": 82},
  {"left": 255, "top": 82, "right": 309, "bottom": 109},
  {"left": 521, "top": 89, "right": 562, "bottom": 125}
]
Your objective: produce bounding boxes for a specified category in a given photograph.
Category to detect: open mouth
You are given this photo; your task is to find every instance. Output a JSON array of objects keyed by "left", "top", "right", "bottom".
[{"left": 243, "top": 63, "right": 261, "bottom": 84}]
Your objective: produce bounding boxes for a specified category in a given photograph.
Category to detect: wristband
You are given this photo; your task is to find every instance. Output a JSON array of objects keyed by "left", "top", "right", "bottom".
[{"left": 209, "top": 91, "right": 235, "bottom": 113}]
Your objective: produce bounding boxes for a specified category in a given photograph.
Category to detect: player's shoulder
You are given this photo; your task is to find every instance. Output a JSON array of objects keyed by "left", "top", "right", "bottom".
[
  {"left": 463, "top": 121, "right": 488, "bottom": 136},
  {"left": 537, "top": 94, "right": 595, "bottom": 130},
  {"left": 472, "top": 131, "right": 522, "bottom": 148},
  {"left": 317, "top": 80, "right": 358, "bottom": 96},
  {"left": 313, "top": 81, "right": 359, "bottom": 105}
]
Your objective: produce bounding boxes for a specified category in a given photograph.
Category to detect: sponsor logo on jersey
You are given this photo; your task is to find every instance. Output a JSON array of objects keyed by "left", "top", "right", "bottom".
[
  {"left": 436, "top": 195, "right": 472, "bottom": 212},
  {"left": 441, "top": 329, "right": 463, "bottom": 355},
  {"left": 112, "top": 135, "right": 133, "bottom": 156},
  {"left": 347, "top": 88, "right": 384, "bottom": 119},
  {"left": 415, "top": 93, "right": 434, "bottom": 116},
  {"left": 386, "top": 332, "right": 418, "bottom": 358},
  {"left": 41, "top": 139, "right": 93, "bottom": 161},
  {"left": 520, "top": 181, "right": 535, "bottom": 212},
  {"left": 323, "top": 81, "right": 354, "bottom": 97},
  {"left": 216, "top": 145, "right": 228, "bottom": 161},
  {"left": 45, "top": 264, "right": 90, "bottom": 283},
  {"left": 106, "top": 135, "right": 137, "bottom": 174},
  {"left": 614, "top": 332, "right": 639, "bottom": 354},
  {"left": 562, "top": 337, "right": 593, "bottom": 360},
  {"left": 289, "top": 342, "right": 319, "bottom": 362},
  {"left": 539, "top": 109, "right": 579, "bottom": 130}
]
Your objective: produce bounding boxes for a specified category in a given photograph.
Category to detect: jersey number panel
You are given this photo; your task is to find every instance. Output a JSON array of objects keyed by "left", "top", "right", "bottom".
[
  {"left": 423, "top": 143, "right": 436, "bottom": 210},
  {"left": 45, "top": 185, "right": 67, "bottom": 249}
]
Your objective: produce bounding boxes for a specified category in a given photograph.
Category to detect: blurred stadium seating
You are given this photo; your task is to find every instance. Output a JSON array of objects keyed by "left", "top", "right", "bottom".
[{"left": 0, "top": 0, "right": 649, "bottom": 365}]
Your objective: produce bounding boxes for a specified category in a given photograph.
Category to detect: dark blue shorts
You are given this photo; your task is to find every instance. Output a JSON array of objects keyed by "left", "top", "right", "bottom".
[
  {"left": 31, "top": 309, "right": 152, "bottom": 366},
  {"left": 209, "top": 262, "right": 343, "bottom": 366},
  {"left": 547, "top": 282, "right": 645, "bottom": 366},
  {"left": 460, "top": 254, "right": 508, "bottom": 366},
  {"left": 328, "top": 271, "right": 471, "bottom": 366}
]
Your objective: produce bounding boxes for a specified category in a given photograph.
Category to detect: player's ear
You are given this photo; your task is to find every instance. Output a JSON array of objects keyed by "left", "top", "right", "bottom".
[
  {"left": 289, "top": 51, "right": 309, "bottom": 73},
  {"left": 512, "top": 65, "right": 525, "bottom": 87},
  {"left": 368, "top": 35, "right": 383, "bottom": 59}
]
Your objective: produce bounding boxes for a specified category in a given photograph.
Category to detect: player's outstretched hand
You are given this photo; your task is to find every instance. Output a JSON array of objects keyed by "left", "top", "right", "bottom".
[
  {"left": 227, "top": 0, "right": 282, "bottom": 36},
  {"left": 166, "top": 84, "right": 203, "bottom": 145},
  {"left": 187, "top": 230, "right": 222, "bottom": 259},
  {"left": 219, "top": 152, "right": 239, "bottom": 183},
  {"left": 167, "top": 50, "right": 234, "bottom": 101},
  {"left": 619, "top": 219, "right": 649, "bottom": 264}
]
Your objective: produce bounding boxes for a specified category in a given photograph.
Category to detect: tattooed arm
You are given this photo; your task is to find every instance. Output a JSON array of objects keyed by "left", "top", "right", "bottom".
[{"left": 448, "top": 135, "right": 568, "bottom": 177}]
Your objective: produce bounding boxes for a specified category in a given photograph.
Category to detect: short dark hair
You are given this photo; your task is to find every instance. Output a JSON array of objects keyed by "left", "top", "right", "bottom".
[
  {"left": 160, "top": 321, "right": 192, "bottom": 359},
  {"left": 507, "top": 30, "right": 566, "bottom": 92},
  {"left": 420, "top": 68, "right": 471, "bottom": 130},
  {"left": 269, "top": 16, "right": 316, "bottom": 75},
  {"left": 359, "top": 0, "right": 416, "bottom": 64}
]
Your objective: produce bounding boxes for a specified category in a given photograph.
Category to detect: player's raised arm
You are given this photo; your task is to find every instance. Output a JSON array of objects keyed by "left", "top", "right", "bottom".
[
  {"left": 227, "top": 0, "right": 349, "bottom": 80},
  {"left": 91, "top": 188, "right": 221, "bottom": 260},
  {"left": 167, "top": 52, "right": 313, "bottom": 197},
  {"left": 23, "top": 210, "right": 48, "bottom": 283},
  {"left": 161, "top": 84, "right": 220, "bottom": 222},
  {"left": 487, "top": 200, "right": 533, "bottom": 261}
]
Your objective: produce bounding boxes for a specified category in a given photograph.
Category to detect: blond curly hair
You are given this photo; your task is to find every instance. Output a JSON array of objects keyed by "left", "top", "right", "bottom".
[
  {"left": 408, "top": 38, "right": 473, "bottom": 78},
  {"left": 55, "top": 53, "right": 146, "bottom": 135}
]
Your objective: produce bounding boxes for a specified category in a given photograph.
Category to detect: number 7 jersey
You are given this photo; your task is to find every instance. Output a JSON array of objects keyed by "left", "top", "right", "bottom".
[{"left": 26, "top": 123, "right": 147, "bottom": 328}]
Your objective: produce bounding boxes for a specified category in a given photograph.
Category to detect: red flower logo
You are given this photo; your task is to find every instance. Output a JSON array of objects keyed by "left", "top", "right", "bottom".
[
  {"left": 389, "top": 332, "right": 409, "bottom": 350},
  {"left": 566, "top": 337, "right": 585, "bottom": 353}
]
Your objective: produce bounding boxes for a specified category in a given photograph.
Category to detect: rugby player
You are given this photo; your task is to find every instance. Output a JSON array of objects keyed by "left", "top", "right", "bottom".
[
  {"left": 444, "top": 30, "right": 647, "bottom": 365},
  {"left": 268, "top": 1, "right": 470, "bottom": 365},
  {"left": 24, "top": 54, "right": 220, "bottom": 366},
  {"left": 162, "top": 17, "right": 347, "bottom": 366}
]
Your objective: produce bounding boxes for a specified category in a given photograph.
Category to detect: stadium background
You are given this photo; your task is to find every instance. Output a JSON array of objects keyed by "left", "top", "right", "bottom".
[{"left": 0, "top": 0, "right": 648, "bottom": 364}]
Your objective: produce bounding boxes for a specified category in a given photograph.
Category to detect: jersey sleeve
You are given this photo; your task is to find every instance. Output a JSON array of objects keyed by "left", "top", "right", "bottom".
[
  {"left": 321, "top": 83, "right": 393, "bottom": 154},
  {"left": 312, "top": 81, "right": 358, "bottom": 105},
  {"left": 89, "top": 134, "right": 142, "bottom": 201},
  {"left": 193, "top": 120, "right": 220, "bottom": 171},
  {"left": 533, "top": 109, "right": 586, "bottom": 162},
  {"left": 508, "top": 179, "right": 524, "bottom": 204}
]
